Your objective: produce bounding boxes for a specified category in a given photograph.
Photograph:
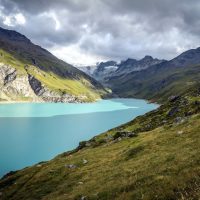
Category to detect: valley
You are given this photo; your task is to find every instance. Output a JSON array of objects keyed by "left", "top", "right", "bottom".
[
  {"left": 0, "top": 82, "right": 199, "bottom": 200},
  {"left": 0, "top": 27, "right": 109, "bottom": 103},
  {"left": 0, "top": 26, "right": 200, "bottom": 200}
]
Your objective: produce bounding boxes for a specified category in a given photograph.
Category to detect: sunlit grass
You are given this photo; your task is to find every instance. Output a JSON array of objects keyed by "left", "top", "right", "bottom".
[{"left": 0, "top": 49, "right": 105, "bottom": 102}]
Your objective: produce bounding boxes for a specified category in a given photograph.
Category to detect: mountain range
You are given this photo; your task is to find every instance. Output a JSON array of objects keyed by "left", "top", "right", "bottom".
[
  {"left": 0, "top": 27, "right": 200, "bottom": 200},
  {"left": 79, "top": 48, "right": 200, "bottom": 102},
  {"left": 79, "top": 56, "right": 164, "bottom": 83}
]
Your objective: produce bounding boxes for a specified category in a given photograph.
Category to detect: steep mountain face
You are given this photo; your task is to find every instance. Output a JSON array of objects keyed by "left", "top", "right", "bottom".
[
  {"left": 0, "top": 27, "right": 108, "bottom": 102},
  {"left": 105, "top": 47, "right": 200, "bottom": 102}
]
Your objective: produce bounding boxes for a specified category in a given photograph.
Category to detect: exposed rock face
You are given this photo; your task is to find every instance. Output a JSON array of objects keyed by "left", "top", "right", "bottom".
[
  {"left": 28, "top": 74, "right": 81, "bottom": 103},
  {"left": 0, "top": 63, "right": 39, "bottom": 101},
  {"left": 0, "top": 63, "right": 82, "bottom": 103},
  {"left": 0, "top": 64, "right": 16, "bottom": 85},
  {"left": 28, "top": 74, "right": 45, "bottom": 96},
  {"left": 4, "top": 69, "right": 17, "bottom": 85}
]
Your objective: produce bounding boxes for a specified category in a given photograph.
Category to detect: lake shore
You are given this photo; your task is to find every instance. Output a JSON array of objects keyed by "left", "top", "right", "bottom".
[{"left": 0, "top": 98, "right": 158, "bottom": 177}]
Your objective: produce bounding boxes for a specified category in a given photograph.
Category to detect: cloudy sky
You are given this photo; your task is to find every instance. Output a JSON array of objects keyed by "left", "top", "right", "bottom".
[{"left": 0, "top": 0, "right": 200, "bottom": 65}]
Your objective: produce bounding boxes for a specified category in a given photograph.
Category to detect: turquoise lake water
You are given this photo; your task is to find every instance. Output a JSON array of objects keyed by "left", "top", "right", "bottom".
[{"left": 0, "top": 98, "right": 158, "bottom": 177}]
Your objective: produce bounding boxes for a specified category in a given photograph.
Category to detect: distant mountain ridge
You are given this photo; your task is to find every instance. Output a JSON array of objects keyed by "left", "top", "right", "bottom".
[
  {"left": 78, "top": 47, "right": 200, "bottom": 103},
  {"left": 105, "top": 47, "right": 200, "bottom": 102},
  {"left": 115, "top": 55, "right": 165, "bottom": 75},
  {"left": 0, "top": 27, "right": 109, "bottom": 102},
  {"left": 78, "top": 56, "right": 164, "bottom": 83}
]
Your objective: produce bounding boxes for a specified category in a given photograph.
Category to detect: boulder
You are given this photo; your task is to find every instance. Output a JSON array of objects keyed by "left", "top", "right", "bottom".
[
  {"left": 65, "top": 164, "right": 77, "bottom": 169},
  {"left": 113, "top": 131, "right": 137, "bottom": 140},
  {"left": 168, "top": 95, "right": 180, "bottom": 102},
  {"left": 168, "top": 107, "right": 179, "bottom": 117},
  {"left": 83, "top": 159, "right": 88, "bottom": 164},
  {"left": 194, "top": 100, "right": 200, "bottom": 105},
  {"left": 177, "top": 131, "right": 183, "bottom": 135},
  {"left": 175, "top": 117, "right": 186, "bottom": 124}
]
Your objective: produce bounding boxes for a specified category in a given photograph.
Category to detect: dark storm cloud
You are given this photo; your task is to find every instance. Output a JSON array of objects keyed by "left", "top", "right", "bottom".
[{"left": 0, "top": 0, "right": 200, "bottom": 63}]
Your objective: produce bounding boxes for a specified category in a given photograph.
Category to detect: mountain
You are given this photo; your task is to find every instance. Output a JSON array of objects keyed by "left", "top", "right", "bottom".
[
  {"left": 104, "top": 47, "right": 200, "bottom": 102},
  {"left": 1, "top": 83, "right": 199, "bottom": 200},
  {"left": 115, "top": 55, "right": 165, "bottom": 75},
  {"left": 78, "top": 57, "right": 164, "bottom": 85},
  {"left": 0, "top": 27, "right": 109, "bottom": 102},
  {"left": 92, "top": 61, "right": 118, "bottom": 81},
  {"left": 77, "top": 48, "right": 200, "bottom": 103},
  {"left": 77, "top": 65, "right": 97, "bottom": 77},
  {"left": 78, "top": 61, "right": 118, "bottom": 82}
]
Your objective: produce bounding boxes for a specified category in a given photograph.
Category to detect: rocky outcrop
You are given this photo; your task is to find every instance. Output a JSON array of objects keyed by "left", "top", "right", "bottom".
[
  {"left": 3, "top": 69, "right": 17, "bottom": 85},
  {"left": 28, "top": 74, "right": 82, "bottom": 103},
  {"left": 28, "top": 75, "right": 44, "bottom": 96},
  {"left": 0, "top": 64, "right": 16, "bottom": 85},
  {"left": 0, "top": 63, "right": 39, "bottom": 101},
  {"left": 0, "top": 63, "right": 84, "bottom": 103}
]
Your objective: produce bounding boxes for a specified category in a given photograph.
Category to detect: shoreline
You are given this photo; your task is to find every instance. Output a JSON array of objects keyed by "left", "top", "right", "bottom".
[
  {"left": 0, "top": 97, "right": 103, "bottom": 105},
  {"left": 0, "top": 96, "right": 158, "bottom": 105}
]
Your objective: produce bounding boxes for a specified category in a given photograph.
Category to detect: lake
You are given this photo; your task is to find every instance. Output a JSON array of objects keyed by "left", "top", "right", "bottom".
[{"left": 0, "top": 98, "right": 158, "bottom": 177}]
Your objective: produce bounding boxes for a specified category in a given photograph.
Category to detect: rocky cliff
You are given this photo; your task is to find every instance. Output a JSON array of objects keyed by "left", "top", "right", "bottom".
[
  {"left": 0, "top": 63, "right": 38, "bottom": 102},
  {"left": 0, "top": 63, "right": 86, "bottom": 103}
]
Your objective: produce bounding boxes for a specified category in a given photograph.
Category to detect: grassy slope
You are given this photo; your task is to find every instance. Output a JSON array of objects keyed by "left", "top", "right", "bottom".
[
  {"left": 0, "top": 49, "right": 107, "bottom": 101},
  {"left": 0, "top": 86, "right": 200, "bottom": 200},
  {"left": 0, "top": 27, "right": 109, "bottom": 101}
]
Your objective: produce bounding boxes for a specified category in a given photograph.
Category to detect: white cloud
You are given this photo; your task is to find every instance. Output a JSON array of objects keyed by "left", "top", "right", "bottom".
[
  {"left": 40, "top": 11, "right": 61, "bottom": 31},
  {"left": 15, "top": 13, "right": 26, "bottom": 25},
  {"left": 1, "top": 0, "right": 200, "bottom": 65},
  {"left": 2, "top": 13, "right": 26, "bottom": 27},
  {"left": 50, "top": 44, "right": 106, "bottom": 65},
  {"left": 3, "top": 16, "right": 13, "bottom": 26}
]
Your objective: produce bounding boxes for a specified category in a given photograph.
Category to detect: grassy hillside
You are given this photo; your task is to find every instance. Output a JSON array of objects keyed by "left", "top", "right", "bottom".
[
  {"left": 0, "top": 27, "right": 109, "bottom": 102},
  {"left": 1, "top": 85, "right": 199, "bottom": 200}
]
